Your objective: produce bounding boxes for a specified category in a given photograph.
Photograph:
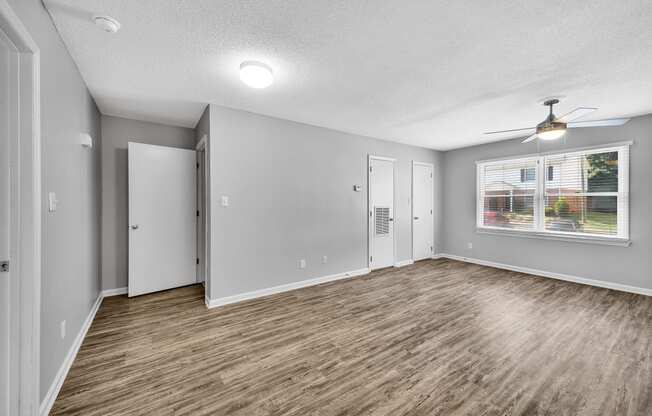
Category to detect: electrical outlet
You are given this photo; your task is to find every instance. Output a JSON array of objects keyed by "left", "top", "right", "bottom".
[
  {"left": 322, "top": 255, "right": 328, "bottom": 264},
  {"left": 221, "top": 195, "right": 229, "bottom": 207},
  {"left": 60, "top": 320, "right": 66, "bottom": 339},
  {"left": 298, "top": 259, "right": 306, "bottom": 269},
  {"left": 467, "top": 242, "right": 473, "bottom": 249}
]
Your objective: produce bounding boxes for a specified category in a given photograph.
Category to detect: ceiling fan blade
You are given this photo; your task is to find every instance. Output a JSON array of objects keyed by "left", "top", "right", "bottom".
[
  {"left": 521, "top": 133, "right": 538, "bottom": 144},
  {"left": 568, "top": 118, "right": 630, "bottom": 128},
  {"left": 484, "top": 127, "right": 535, "bottom": 135},
  {"left": 555, "top": 107, "right": 597, "bottom": 123}
]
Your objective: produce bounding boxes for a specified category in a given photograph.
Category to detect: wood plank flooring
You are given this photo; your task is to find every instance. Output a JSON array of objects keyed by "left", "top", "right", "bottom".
[{"left": 51, "top": 259, "right": 652, "bottom": 415}]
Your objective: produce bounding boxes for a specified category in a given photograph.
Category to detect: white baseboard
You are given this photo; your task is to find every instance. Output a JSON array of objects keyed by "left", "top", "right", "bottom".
[
  {"left": 437, "top": 253, "right": 652, "bottom": 297},
  {"left": 394, "top": 259, "right": 414, "bottom": 268},
  {"left": 206, "top": 267, "right": 370, "bottom": 308},
  {"left": 101, "top": 287, "right": 127, "bottom": 297},
  {"left": 39, "top": 292, "right": 104, "bottom": 416}
]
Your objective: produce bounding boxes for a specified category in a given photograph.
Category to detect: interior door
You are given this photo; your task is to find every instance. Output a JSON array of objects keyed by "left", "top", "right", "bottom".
[
  {"left": 0, "top": 26, "right": 13, "bottom": 416},
  {"left": 412, "top": 162, "right": 434, "bottom": 261},
  {"left": 128, "top": 142, "right": 197, "bottom": 297},
  {"left": 369, "top": 156, "right": 395, "bottom": 270}
]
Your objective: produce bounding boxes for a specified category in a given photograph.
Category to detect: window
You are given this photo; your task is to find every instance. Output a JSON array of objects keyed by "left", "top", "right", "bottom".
[
  {"left": 520, "top": 167, "right": 535, "bottom": 182},
  {"left": 481, "top": 158, "right": 537, "bottom": 230},
  {"left": 477, "top": 144, "right": 630, "bottom": 243}
]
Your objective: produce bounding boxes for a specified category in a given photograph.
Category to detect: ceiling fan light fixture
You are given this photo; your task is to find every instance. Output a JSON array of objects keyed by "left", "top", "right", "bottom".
[{"left": 537, "top": 126, "right": 566, "bottom": 141}]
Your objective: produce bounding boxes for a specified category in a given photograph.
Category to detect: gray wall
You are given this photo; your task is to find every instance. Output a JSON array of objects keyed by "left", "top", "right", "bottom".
[
  {"left": 8, "top": 0, "right": 102, "bottom": 401},
  {"left": 442, "top": 114, "right": 652, "bottom": 290},
  {"left": 100, "top": 115, "right": 196, "bottom": 290},
  {"left": 207, "top": 105, "right": 443, "bottom": 300}
]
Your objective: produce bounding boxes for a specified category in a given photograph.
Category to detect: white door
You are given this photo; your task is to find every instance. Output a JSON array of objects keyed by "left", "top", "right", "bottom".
[
  {"left": 369, "top": 156, "right": 395, "bottom": 270},
  {"left": 128, "top": 143, "right": 197, "bottom": 297},
  {"left": 0, "top": 26, "right": 13, "bottom": 416},
  {"left": 412, "top": 162, "right": 434, "bottom": 261}
]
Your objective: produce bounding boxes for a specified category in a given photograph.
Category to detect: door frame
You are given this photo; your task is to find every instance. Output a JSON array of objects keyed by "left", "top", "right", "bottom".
[
  {"left": 367, "top": 155, "right": 396, "bottom": 270},
  {"left": 1, "top": 1, "right": 41, "bottom": 414},
  {"left": 411, "top": 161, "right": 434, "bottom": 261},
  {"left": 196, "top": 135, "right": 208, "bottom": 288}
]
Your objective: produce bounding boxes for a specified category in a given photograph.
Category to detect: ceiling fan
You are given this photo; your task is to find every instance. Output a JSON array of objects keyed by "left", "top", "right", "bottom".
[{"left": 484, "top": 99, "right": 630, "bottom": 143}]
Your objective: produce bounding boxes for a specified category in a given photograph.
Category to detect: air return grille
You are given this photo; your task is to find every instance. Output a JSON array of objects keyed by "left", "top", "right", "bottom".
[{"left": 375, "top": 206, "right": 390, "bottom": 236}]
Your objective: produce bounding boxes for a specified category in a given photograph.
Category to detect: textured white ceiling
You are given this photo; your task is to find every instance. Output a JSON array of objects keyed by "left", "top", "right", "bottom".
[{"left": 45, "top": 0, "right": 652, "bottom": 150}]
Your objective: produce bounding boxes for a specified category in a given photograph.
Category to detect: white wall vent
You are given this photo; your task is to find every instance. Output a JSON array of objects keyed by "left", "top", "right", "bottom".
[{"left": 375, "top": 206, "right": 390, "bottom": 236}]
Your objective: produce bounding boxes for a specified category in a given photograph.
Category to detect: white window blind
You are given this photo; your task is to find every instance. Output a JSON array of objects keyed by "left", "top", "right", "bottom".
[
  {"left": 478, "top": 157, "right": 538, "bottom": 230},
  {"left": 477, "top": 144, "right": 630, "bottom": 242}
]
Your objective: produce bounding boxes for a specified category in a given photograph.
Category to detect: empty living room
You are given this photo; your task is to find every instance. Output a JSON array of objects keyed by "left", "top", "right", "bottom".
[{"left": 2, "top": 1, "right": 651, "bottom": 415}]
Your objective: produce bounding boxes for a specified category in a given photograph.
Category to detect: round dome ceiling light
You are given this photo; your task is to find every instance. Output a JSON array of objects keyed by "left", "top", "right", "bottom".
[
  {"left": 239, "top": 61, "right": 274, "bottom": 89},
  {"left": 93, "top": 15, "right": 121, "bottom": 33}
]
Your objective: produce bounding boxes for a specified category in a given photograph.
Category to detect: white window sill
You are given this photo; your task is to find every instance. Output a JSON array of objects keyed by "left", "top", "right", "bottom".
[{"left": 476, "top": 227, "right": 631, "bottom": 247}]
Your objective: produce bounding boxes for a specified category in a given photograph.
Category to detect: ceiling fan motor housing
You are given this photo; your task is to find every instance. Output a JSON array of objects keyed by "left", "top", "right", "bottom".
[
  {"left": 537, "top": 120, "right": 567, "bottom": 135},
  {"left": 536, "top": 98, "right": 567, "bottom": 135}
]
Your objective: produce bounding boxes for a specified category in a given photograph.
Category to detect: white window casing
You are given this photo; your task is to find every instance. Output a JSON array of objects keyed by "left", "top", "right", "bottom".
[{"left": 476, "top": 142, "right": 631, "bottom": 246}]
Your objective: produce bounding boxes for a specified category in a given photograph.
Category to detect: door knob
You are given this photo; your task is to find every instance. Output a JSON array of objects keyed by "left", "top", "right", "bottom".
[
  {"left": 130, "top": 224, "right": 139, "bottom": 230},
  {"left": 414, "top": 216, "right": 419, "bottom": 220}
]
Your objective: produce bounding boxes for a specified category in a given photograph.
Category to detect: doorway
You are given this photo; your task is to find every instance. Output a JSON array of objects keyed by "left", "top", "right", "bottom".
[
  {"left": 412, "top": 161, "right": 434, "bottom": 261},
  {"left": 196, "top": 135, "right": 207, "bottom": 285},
  {"left": 368, "top": 155, "right": 395, "bottom": 270}
]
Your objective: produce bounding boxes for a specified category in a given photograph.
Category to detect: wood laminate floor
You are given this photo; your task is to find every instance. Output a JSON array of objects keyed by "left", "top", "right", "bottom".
[{"left": 51, "top": 259, "right": 652, "bottom": 415}]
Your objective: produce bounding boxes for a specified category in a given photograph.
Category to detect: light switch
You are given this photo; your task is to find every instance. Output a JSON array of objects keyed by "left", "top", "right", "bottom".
[
  {"left": 80, "top": 133, "right": 93, "bottom": 148},
  {"left": 221, "top": 196, "right": 229, "bottom": 207},
  {"left": 48, "top": 192, "right": 58, "bottom": 212}
]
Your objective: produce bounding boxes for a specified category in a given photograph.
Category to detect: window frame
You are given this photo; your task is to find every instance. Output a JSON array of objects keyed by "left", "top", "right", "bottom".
[{"left": 476, "top": 142, "right": 631, "bottom": 246}]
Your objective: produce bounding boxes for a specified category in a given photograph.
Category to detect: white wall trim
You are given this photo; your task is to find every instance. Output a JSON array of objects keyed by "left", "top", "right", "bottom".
[
  {"left": 394, "top": 259, "right": 414, "bottom": 268},
  {"left": 436, "top": 253, "right": 652, "bottom": 297},
  {"left": 476, "top": 227, "right": 631, "bottom": 247},
  {"left": 206, "top": 267, "right": 370, "bottom": 309},
  {"left": 195, "top": 134, "right": 207, "bottom": 151},
  {"left": 101, "top": 287, "right": 128, "bottom": 297},
  {"left": 39, "top": 293, "right": 103, "bottom": 416}
]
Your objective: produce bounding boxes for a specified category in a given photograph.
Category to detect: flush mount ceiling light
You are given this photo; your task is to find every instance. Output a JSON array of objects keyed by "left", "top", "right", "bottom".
[
  {"left": 239, "top": 61, "right": 274, "bottom": 89},
  {"left": 92, "top": 15, "right": 121, "bottom": 33}
]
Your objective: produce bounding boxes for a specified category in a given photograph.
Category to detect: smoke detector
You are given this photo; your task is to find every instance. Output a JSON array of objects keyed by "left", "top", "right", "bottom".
[{"left": 93, "top": 15, "right": 121, "bottom": 33}]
